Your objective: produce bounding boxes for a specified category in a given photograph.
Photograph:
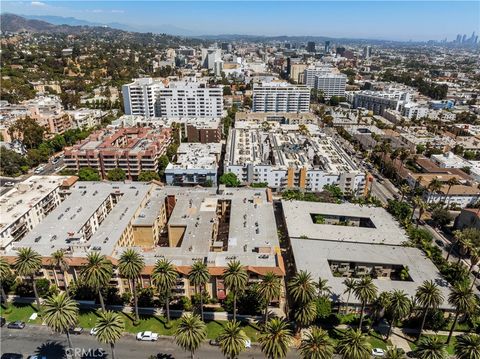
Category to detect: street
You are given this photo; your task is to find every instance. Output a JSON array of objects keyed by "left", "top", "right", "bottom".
[{"left": 1, "top": 325, "right": 299, "bottom": 359}]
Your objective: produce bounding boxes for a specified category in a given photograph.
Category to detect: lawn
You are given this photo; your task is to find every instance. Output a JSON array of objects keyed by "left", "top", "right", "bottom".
[
  {"left": 408, "top": 335, "right": 456, "bottom": 355},
  {"left": 0, "top": 303, "right": 43, "bottom": 324},
  {"left": 328, "top": 328, "right": 391, "bottom": 350}
]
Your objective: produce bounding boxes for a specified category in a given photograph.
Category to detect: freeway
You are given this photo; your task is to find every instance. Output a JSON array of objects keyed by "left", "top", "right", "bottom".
[{"left": 1, "top": 325, "right": 299, "bottom": 359}]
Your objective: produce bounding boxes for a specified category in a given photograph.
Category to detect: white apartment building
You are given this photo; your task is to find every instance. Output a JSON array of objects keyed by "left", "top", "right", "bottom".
[
  {"left": 313, "top": 73, "right": 347, "bottom": 99},
  {"left": 350, "top": 90, "right": 413, "bottom": 115},
  {"left": 303, "top": 67, "right": 334, "bottom": 87},
  {"left": 122, "top": 78, "right": 223, "bottom": 118},
  {"left": 252, "top": 82, "right": 310, "bottom": 113},
  {"left": 224, "top": 123, "right": 365, "bottom": 194}
]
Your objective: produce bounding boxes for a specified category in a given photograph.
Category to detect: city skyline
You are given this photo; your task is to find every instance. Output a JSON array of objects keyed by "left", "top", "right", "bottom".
[{"left": 1, "top": 0, "right": 479, "bottom": 41}]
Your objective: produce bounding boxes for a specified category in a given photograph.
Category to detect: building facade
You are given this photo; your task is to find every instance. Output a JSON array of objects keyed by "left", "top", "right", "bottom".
[{"left": 252, "top": 82, "right": 310, "bottom": 113}]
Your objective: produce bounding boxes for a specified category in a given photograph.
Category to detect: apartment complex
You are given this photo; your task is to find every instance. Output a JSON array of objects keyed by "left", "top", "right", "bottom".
[
  {"left": 252, "top": 82, "right": 310, "bottom": 113},
  {"left": 224, "top": 123, "right": 365, "bottom": 194},
  {"left": 63, "top": 127, "right": 172, "bottom": 179},
  {"left": 185, "top": 117, "right": 222, "bottom": 143},
  {"left": 5, "top": 184, "right": 284, "bottom": 301},
  {"left": 349, "top": 90, "right": 413, "bottom": 115},
  {"left": 0, "top": 176, "right": 77, "bottom": 251},
  {"left": 165, "top": 143, "right": 222, "bottom": 186},
  {"left": 122, "top": 78, "right": 223, "bottom": 118},
  {"left": 235, "top": 111, "right": 317, "bottom": 125}
]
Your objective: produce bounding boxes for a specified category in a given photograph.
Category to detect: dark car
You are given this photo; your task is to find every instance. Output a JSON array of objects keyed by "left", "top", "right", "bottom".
[
  {"left": 0, "top": 316, "right": 6, "bottom": 327},
  {"left": 7, "top": 321, "right": 26, "bottom": 329},
  {"left": 69, "top": 326, "right": 84, "bottom": 335},
  {"left": 1, "top": 354, "right": 24, "bottom": 359},
  {"left": 435, "top": 239, "right": 445, "bottom": 247},
  {"left": 209, "top": 339, "right": 220, "bottom": 346}
]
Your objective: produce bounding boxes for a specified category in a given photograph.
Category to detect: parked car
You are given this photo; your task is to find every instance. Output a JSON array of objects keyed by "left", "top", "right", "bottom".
[
  {"left": 209, "top": 339, "right": 220, "bottom": 346},
  {"left": 136, "top": 331, "right": 159, "bottom": 341},
  {"left": 69, "top": 326, "right": 84, "bottom": 335},
  {"left": 7, "top": 321, "right": 25, "bottom": 329},
  {"left": 372, "top": 348, "right": 386, "bottom": 357},
  {"left": 0, "top": 316, "right": 6, "bottom": 327},
  {"left": 90, "top": 327, "right": 98, "bottom": 336},
  {"left": 27, "top": 356, "right": 47, "bottom": 359},
  {"left": 34, "top": 166, "right": 45, "bottom": 174},
  {"left": 1, "top": 354, "right": 23, "bottom": 359},
  {"left": 4, "top": 182, "right": 14, "bottom": 187},
  {"left": 435, "top": 239, "right": 445, "bottom": 247}
]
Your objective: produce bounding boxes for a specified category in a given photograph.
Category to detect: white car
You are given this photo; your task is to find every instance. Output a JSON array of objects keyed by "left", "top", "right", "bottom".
[
  {"left": 372, "top": 348, "right": 386, "bottom": 357},
  {"left": 4, "top": 181, "right": 14, "bottom": 187},
  {"left": 244, "top": 338, "right": 252, "bottom": 348},
  {"left": 90, "top": 327, "right": 98, "bottom": 336},
  {"left": 136, "top": 331, "right": 159, "bottom": 341}
]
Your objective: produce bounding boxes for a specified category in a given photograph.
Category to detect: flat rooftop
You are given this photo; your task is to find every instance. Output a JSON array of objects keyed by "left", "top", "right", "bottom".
[
  {"left": 291, "top": 239, "right": 452, "bottom": 309},
  {"left": 282, "top": 200, "right": 408, "bottom": 245},
  {"left": 166, "top": 143, "right": 222, "bottom": 171}
]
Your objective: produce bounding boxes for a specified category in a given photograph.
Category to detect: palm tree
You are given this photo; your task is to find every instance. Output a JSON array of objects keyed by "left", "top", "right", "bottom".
[
  {"left": 288, "top": 270, "right": 316, "bottom": 304},
  {"left": 469, "top": 249, "right": 479, "bottom": 274},
  {"left": 411, "top": 196, "right": 423, "bottom": 223},
  {"left": 385, "top": 290, "right": 411, "bottom": 339},
  {"left": 188, "top": 260, "right": 210, "bottom": 321},
  {"left": 151, "top": 258, "right": 178, "bottom": 323},
  {"left": 258, "top": 318, "right": 292, "bottom": 359},
  {"left": 94, "top": 310, "right": 125, "bottom": 359},
  {"left": 415, "top": 280, "right": 444, "bottom": 340},
  {"left": 455, "top": 333, "right": 480, "bottom": 359},
  {"left": 385, "top": 347, "right": 406, "bottom": 359},
  {"left": 446, "top": 230, "right": 461, "bottom": 261},
  {"left": 414, "top": 336, "right": 448, "bottom": 359},
  {"left": 14, "top": 248, "right": 42, "bottom": 311},
  {"left": 399, "top": 184, "right": 410, "bottom": 202},
  {"left": 416, "top": 198, "right": 428, "bottom": 228},
  {"left": 118, "top": 249, "right": 145, "bottom": 323},
  {"left": 42, "top": 292, "right": 79, "bottom": 355},
  {"left": 299, "top": 326, "right": 334, "bottom": 359},
  {"left": 222, "top": 260, "right": 248, "bottom": 322},
  {"left": 174, "top": 314, "right": 207, "bottom": 359},
  {"left": 337, "top": 329, "right": 371, "bottom": 359},
  {"left": 443, "top": 177, "right": 460, "bottom": 206},
  {"left": 217, "top": 320, "right": 248, "bottom": 359},
  {"left": 353, "top": 276, "right": 378, "bottom": 329},
  {"left": 343, "top": 278, "right": 357, "bottom": 314},
  {"left": 257, "top": 272, "right": 281, "bottom": 323},
  {"left": 294, "top": 300, "right": 317, "bottom": 332},
  {"left": 427, "top": 178, "right": 443, "bottom": 203},
  {"left": 51, "top": 249, "right": 71, "bottom": 294},
  {"left": 80, "top": 252, "right": 113, "bottom": 311},
  {"left": 316, "top": 277, "right": 332, "bottom": 298},
  {"left": 0, "top": 257, "right": 12, "bottom": 305},
  {"left": 446, "top": 284, "right": 475, "bottom": 344}
]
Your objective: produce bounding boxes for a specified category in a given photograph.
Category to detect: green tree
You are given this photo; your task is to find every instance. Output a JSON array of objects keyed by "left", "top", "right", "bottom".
[
  {"left": 42, "top": 292, "right": 79, "bottom": 356},
  {"left": 294, "top": 300, "right": 317, "bottom": 331},
  {"left": 431, "top": 208, "right": 453, "bottom": 227},
  {"left": 50, "top": 249, "right": 71, "bottom": 295},
  {"left": 337, "top": 329, "right": 371, "bottom": 359},
  {"left": 137, "top": 171, "right": 160, "bottom": 182},
  {"left": 299, "top": 326, "right": 334, "bottom": 359},
  {"left": 107, "top": 168, "right": 126, "bottom": 181},
  {"left": 0, "top": 148, "right": 29, "bottom": 176},
  {"left": 188, "top": 261, "right": 211, "bottom": 321},
  {"left": 174, "top": 314, "right": 207, "bottom": 359},
  {"left": 14, "top": 248, "right": 42, "bottom": 310},
  {"left": 78, "top": 167, "right": 101, "bottom": 181},
  {"left": 0, "top": 257, "right": 12, "bottom": 305},
  {"left": 353, "top": 276, "right": 378, "bottom": 329},
  {"left": 446, "top": 284, "right": 476, "bottom": 344},
  {"left": 414, "top": 336, "right": 448, "bottom": 359},
  {"left": 316, "top": 277, "right": 332, "bottom": 298},
  {"left": 8, "top": 117, "right": 45, "bottom": 149},
  {"left": 118, "top": 249, "right": 145, "bottom": 323},
  {"left": 257, "top": 272, "right": 281, "bottom": 323},
  {"left": 217, "top": 320, "right": 248, "bottom": 359},
  {"left": 219, "top": 172, "right": 241, "bottom": 187},
  {"left": 385, "top": 290, "right": 411, "bottom": 339},
  {"left": 223, "top": 260, "right": 248, "bottom": 322},
  {"left": 343, "top": 278, "right": 357, "bottom": 314},
  {"left": 80, "top": 252, "right": 113, "bottom": 311},
  {"left": 151, "top": 259, "right": 178, "bottom": 323},
  {"left": 415, "top": 280, "right": 444, "bottom": 340},
  {"left": 288, "top": 270, "right": 316, "bottom": 305},
  {"left": 258, "top": 318, "right": 292, "bottom": 359},
  {"left": 455, "top": 333, "right": 480, "bottom": 359},
  {"left": 385, "top": 347, "right": 406, "bottom": 359},
  {"left": 95, "top": 310, "right": 125, "bottom": 359},
  {"left": 158, "top": 155, "right": 170, "bottom": 174}
]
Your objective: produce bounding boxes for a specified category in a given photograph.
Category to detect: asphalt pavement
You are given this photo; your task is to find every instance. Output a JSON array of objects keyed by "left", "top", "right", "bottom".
[{"left": 1, "top": 325, "right": 299, "bottom": 359}]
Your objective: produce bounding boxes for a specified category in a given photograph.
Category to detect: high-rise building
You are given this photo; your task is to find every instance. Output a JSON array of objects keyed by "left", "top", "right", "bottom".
[
  {"left": 303, "top": 67, "right": 334, "bottom": 87},
  {"left": 313, "top": 73, "right": 347, "bottom": 99},
  {"left": 462, "top": 34, "right": 467, "bottom": 43},
  {"left": 306, "top": 41, "right": 316, "bottom": 53},
  {"left": 122, "top": 78, "right": 223, "bottom": 118},
  {"left": 456, "top": 34, "right": 462, "bottom": 43},
  {"left": 201, "top": 48, "right": 221, "bottom": 69},
  {"left": 324, "top": 41, "right": 331, "bottom": 54},
  {"left": 363, "top": 46, "right": 372, "bottom": 59},
  {"left": 252, "top": 82, "right": 310, "bottom": 113}
]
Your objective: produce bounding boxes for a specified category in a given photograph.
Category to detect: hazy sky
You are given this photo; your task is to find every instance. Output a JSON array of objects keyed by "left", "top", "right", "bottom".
[{"left": 2, "top": 1, "right": 479, "bottom": 41}]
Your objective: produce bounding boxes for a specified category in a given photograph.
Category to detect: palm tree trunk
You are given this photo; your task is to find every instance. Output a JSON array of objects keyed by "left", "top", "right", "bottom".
[
  {"left": 53, "top": 267, "right": 59, "bottom": 289},
  {"left": 233, "top": 292, "right": 237, "bottom": 322},
  {"left": 165, "top": 290, "right": 171, "bottom": 322},
  {"left": 264, "top": 302, "right": 269, "bottom": 324},
  {"left": 387, "top": 314, "right": 396, "bottom": 339},
  {"left": 418, "top": 307, "right": 428, "bottom": 341},
  {"left": 98, "top": 288, "right": 106, "bottom": 311},
  {"left": 446, "top": 311, "right": 459, "bottom": 344},
  {"left": 66, "top": 330, "right": 74, "bottom": 358},
  {"left": 63, "top": 270, "right": 70, "bottom": 296},
  {"left": 132, "top": 279, "right": 139, "bottom": 323},
  {"left": 31, "top": 275, "right": 41, "bottom": 311},
  {"left": 191, "top": 350, "right": 194, "bottom": 359},
  {"left": 358, "top": 301, "right": 366, "bottom": 329},
  {"left": 110, "top": 343, "right": 116, "bottom": 359},
  {"left": 199, "top": 285, "right": 204, "bottom": 321},
  {"left": 446, "top": 242, "right": 455, "bottom": 261},
  {"left": 1, "top": 286, "right": 8, "bottom": 306},
  {"left": 345, "top": 292, "right": 351, "bottom": 314}
]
